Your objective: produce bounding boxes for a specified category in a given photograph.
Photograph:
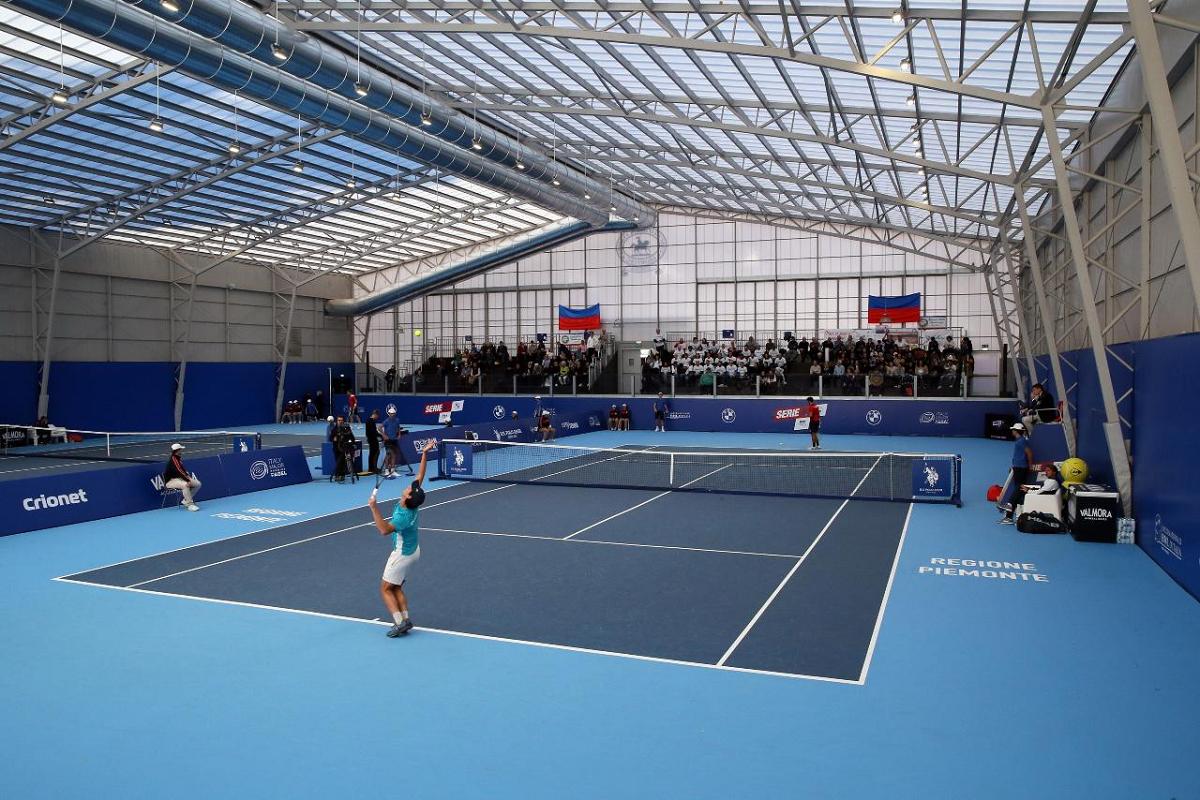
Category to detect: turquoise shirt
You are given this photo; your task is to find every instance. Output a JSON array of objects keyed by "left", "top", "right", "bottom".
[{"left": 390, "top": 505, "right": 419, "bottom": 555}]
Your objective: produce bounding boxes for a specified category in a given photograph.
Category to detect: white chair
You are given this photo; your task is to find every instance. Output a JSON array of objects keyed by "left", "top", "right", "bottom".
[{"left": 48, "top": 426, "right": 68, "bottom": 443}]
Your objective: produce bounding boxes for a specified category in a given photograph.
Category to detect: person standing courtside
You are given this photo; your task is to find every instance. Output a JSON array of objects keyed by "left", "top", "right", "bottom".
[
  {"left": 163, "top": 443, "right": 201, "bottom": 512},
  {"left": 380, "top": 405, "right": 413, "bottom": 479},
  {"left": 1000, "top": 423, "right": 1034, "bottom": 524},
  {"left": 364, "top": 409, "right": 381, "bottom": 474},
  {"left": 806, "top": 397, "right": 822, "bottom": 450}
]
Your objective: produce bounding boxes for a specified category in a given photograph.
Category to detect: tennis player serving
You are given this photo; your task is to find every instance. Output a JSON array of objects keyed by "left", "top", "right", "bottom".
[{"left": 368, "top": 439, "right": 435, "bottom": 638}]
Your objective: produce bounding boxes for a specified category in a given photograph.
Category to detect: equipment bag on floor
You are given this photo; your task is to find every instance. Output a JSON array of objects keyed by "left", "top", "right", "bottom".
[{"left": 1016, "top": 511, "right": 1065, "bottom": 534}]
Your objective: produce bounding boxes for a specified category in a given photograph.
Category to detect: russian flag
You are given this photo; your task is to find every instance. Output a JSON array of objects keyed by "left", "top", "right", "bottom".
[
  {"left": 867, "top": 293, "right": 921, "bottom": 324},
  {"left": 558, "top": 303, "right": 601, "bottom": 331}
]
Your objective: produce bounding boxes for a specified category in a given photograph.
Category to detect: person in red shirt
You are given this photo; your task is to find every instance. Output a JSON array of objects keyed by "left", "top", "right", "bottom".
[
  {"left": 806, "top": 396, "right": 822, "bottom": 450},
  {"left": 347, "top": 392, "right": 360, "bottom": 423}
]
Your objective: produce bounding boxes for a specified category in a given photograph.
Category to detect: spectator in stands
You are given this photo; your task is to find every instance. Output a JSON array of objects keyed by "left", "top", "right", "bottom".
[
  {"left": 163, "top": 443, "right": 202, "bottom": 512},
  {"left": 618, "top": 403, "right": 631, "bottom": 431},
  {"left": 1020, "top": 383, "right": 1057, "bottom": 429},
  {"left": 960, "top": 334, "right": 974, "bottom": 355},
  {"left": 1000, "top": 423, "right": 1033, "bottom": 524},
  {"left": 385, "top": 366, "right": 396, "bottom": 392},
  {"left": 365, "top": 409, "right": 381, "bottom": 475}
]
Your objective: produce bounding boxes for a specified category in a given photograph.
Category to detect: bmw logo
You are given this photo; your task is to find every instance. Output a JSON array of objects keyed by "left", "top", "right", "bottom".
[
  {"left": 250, "top": 460, "right": 269, "bottom": 480},
  {"left": 720, "top": 408, "right": 737, "bottom": 423},
  {"left": 385, "top": 404, "right": 397, "bottom": 415},
  {"left": 493, "top": 405, "right": 505, "bottom": 419},
  {"left": 866, "top": 409, "right": 882, "bottom": 426},
  {"left": 919, "top": 411, "right": 935, "bottom": 424}
]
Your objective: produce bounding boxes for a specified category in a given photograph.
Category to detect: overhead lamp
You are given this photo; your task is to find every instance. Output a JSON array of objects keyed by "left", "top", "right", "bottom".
[
  {"left": 900, "top": 57, "right": 911, "bottom": 72},
  {"left": 292, "top": 161, "right": 303, "bottom": 173},
  {"left": 227, "top": 141, "right": 242, "bottom": 154},
  {"left": 610, "top": 203, "right": 617, "bottom": 212},
  {"left": 583, "top": 192, "right": 591, "bottom": 200},
  {"left": 905, "top": 93, "right": 916, "bottom": 107},
  {"left": 633, "top": 215, "right": 640, "bottom": 223},
  {"left": 516, "top": 161, "right": 526, "bottom": 170},
  {"left": 354, "top": 82, "right": 368, "bottom": 97},
  {"left": 891, "top": 8, "right": 904, "bottom": 24},
  {"left": 271, "top": 42, "right": 287, "bottom": 61},
  {"left": 160, "top": 0, "right": 180, "bottom": 11},
  {"left": 148, "top": 117, "right": 164, "bottom": 132},
  {"left": 471, "top": 137, "right": 483, "bottom": 151},
  {"left": 346, "top": 177, "right": 357, "bottom": 189},
  {"left": 51, "top": 88, "right": 69, "bottom": 105},
  {"left": 420, "top": 111, "right": 433, "bottom": 126},
  {"left": 551, "top": 176, "right": 560, "bottom": 187}
]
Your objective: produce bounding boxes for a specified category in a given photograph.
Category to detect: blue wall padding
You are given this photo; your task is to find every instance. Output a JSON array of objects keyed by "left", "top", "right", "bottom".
[
  {"left": 4, "top": 361, "right": 353, "bottom": 432},
  {"left": 1129, "top": 332, "right": 1200, "bottom": 601},
  {"left": 181, "top": 363, "right": 276, "bottom": 431},
  {"left": 0, "top": 362, "right": 39, "bottom": 424},
  {"left": 48, "top": 362, "right": 176, "bottom": 431}
]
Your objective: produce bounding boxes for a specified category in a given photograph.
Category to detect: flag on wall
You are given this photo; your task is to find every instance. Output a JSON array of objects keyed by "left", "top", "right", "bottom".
[
  {"left": 867, "top": 293, "right": 921, "bottom": 324},
  {"left": 558, "top": 304, "right": 601, "bottom": 330}
]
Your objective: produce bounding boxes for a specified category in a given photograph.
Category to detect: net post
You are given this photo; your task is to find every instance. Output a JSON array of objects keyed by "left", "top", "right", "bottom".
[
  {"left": 669, "top": 453, "right": 675, "bottom": 485},
  {"left": 106, "top": 433, "right": 111, "bottom": 458},
  {"left": 889, "top": 453, "right": 894, "bottom": 501}
]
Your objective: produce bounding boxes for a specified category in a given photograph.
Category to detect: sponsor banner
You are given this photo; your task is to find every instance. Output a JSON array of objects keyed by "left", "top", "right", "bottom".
[
  {"left": 337, "top": 394, "right": 1013, "bottom": 438},
  {"left": 422, "top": 400, "right": 466, "bottom": 416},
  {"left": 445, "top": 443, "right": 474, "bottom": 476},
  {"left": 1, "top": 446, "right": 309, "bottom": 537},
  {"left": 774, "top": 403, "right": 826, "bottom": 423},
  {"left": 912, "top": 457, "right": 954, "bottom": 501}
]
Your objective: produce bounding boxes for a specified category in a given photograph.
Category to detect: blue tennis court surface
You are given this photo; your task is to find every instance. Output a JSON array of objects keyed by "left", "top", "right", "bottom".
[{"left": 60, "top": 454, "right": 911, "bottom": 682}]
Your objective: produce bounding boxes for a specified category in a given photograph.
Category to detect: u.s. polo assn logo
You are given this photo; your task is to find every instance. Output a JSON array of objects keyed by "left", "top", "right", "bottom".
[
  {"left": 924, "top": 465, "right": 939, "bottom": 488},
  {"left": 720, "top": 408, "right": 737, "bottom": 423},
  {"left": 453, "top": 448, "right": 465, "bottom": 468}
]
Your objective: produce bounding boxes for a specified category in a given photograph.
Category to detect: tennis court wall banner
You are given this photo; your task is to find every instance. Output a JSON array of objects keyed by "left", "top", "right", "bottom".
[
  {"left": 343, "top": 394, "right": 1014, "bottom": 438},
  {"left": 0, "top": 446, "right": 311, "bottom": 537}
]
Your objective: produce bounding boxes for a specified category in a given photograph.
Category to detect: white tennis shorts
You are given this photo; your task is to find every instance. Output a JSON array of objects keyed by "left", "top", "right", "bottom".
[{"left": 382, "top": 546, "right": 420, "bottom": 586}]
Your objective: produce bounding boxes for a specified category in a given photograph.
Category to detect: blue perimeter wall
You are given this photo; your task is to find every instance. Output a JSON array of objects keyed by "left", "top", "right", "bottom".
[
  {"left": 1018, "top": 332, "right": 1200, "bottom": 601},
  {"left": 0, "top": 361, "right": 352, "bottom": 432}
]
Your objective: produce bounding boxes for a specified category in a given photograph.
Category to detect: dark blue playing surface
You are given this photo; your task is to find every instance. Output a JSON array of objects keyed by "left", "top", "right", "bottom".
[{"left": 64, "top": 472, "right": 910, "bottom": 681}]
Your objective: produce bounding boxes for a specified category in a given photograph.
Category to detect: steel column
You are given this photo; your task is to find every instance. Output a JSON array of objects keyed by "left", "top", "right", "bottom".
[
  {"left": 1016, "top": 189, "right": 1078, "bottom": 453},
  {"left": 1126, "top": 0, "right": 1200, "bottom": 316},
  {"left": 1041, "top": 104, "right": 1132, "bottom": 509}
]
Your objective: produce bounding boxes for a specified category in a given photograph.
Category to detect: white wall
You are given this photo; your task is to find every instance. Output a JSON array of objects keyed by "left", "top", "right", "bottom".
[{"left": 360, "top": 210, "right": 997, "bottom": 372}]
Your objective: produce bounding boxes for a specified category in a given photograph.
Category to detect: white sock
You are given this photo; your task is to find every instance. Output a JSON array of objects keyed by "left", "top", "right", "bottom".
[
  {"left": 392, "top": 612, "right": 404, "bottom": 625},
  {"left": 401, "top": 610, "right": 409, "bottom": 621}
]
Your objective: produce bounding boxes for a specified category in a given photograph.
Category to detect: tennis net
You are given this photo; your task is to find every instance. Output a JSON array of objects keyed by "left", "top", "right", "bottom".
[
  {"left": 0, "top": 425, "right": 260, "bottom": 463},
  {"left": 436, "top": 440, "right": 961, "bottom": 504}
]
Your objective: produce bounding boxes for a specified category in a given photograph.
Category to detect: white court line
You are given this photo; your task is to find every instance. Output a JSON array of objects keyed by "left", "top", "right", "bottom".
[
  {"left": 562, "top": 463, "right": 733, "bottom": 540},
  {"left": 423, "top": 526, "right": 798, "bottom": 559},
  {"left": 127, "top": 522, "right": 374, "bottom": 588},
  {"left": 856, "top": 502, "right": 914, "bottom": 685},
  {"left": 715, "top": 498, "right": 850, "bottom": 666},
  {"left": 0, "top": 459, "right": 111, "bottom": 475},
  {"left": 714, "top": 452, "right": 887, "bottom": 668},
  {"left": 54, "top": 481, "right": 516, "bottom": 581},
  {"left": 51, "top": 576, "right": 861, "bottom": 685}
]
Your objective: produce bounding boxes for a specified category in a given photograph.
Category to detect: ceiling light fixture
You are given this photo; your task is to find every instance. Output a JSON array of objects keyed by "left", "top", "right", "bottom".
[
  {"left": 891, "top": 8, "right": 904, "bottom": 24},
  {"left": 420, "top": 111, "right": 432, "bottom": 126},
  {"left": 516, "top": 161, "right": 526, "bottom": 170},
  {"left": 160, "top": 0, "right": 180, "bottom": 12},
  {"left": 51, "top": 89, "right": 69, "bottom": 105},
  {"left": 471, "top": 137, "right": 483, "bottom": 151},
  {"left": 900, "top": 57, "right": 911, "bottom": 72},
  {"left": 292, "top": 161, "right": 303, "bottom": 173},
  {"left": 906, "top": 93, "right": 916, "bottom": 107},
  {"left": 272, "top": 42, "right": 287, "bottom": 61},
  {"left": 354, "top": 82, "right": 368, "bottom": 97},
  {"left": 148, "top": 118, "right": 164, "bottom": 132},
  {"left": 53, "top": 23, "right": 68, "bottom": 105},
  {"left": 228, "top": 142, "right": 242, "bottom": 154}
]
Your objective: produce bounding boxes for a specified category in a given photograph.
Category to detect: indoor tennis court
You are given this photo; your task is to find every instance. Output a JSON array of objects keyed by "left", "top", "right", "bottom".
[{"left": 3, "top": 0, "right": 1200, "bottom": 797}]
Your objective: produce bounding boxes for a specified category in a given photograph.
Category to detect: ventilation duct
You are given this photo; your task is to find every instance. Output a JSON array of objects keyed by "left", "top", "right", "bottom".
[
  {"left": 325, "top": 219, "right": 636, "bottom": 317},
  {"left": 11, "top": 0, "right": 653, "bottom": 229}
]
